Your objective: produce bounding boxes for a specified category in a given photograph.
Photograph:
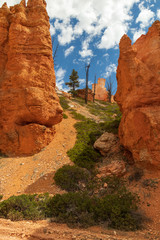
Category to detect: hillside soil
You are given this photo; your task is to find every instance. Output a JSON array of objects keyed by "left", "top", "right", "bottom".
[{"left": 0, "top": 100, "right": 160, "bottom": 239}]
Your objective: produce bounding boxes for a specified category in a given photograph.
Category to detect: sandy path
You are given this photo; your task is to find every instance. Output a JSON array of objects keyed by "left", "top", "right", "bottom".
[
  {"left": 0, "top": 114, "right": 77, "bottom": 199},
  {"left": 0, "top": 218, "right": 159, "bottom": 240}
]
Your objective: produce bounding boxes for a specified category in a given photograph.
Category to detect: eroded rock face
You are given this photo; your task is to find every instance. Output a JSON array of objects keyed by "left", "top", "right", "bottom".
[
  {"left": 115, "top": 20, "right": 160, "bottom": 169},
  {"left": 92, "top": 78, "right": 108, "bottom": 101},
  {"left": 0, "top": 0, "right": 63, "bottom": 156},
  {"left": 76, "top": 89, "right": 94, "bottom": 102}
]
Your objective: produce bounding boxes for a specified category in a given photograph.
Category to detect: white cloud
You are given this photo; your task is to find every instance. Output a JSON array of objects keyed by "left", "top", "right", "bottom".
[
  {"left": 0, "top": 0, "right": 140, "bottom": 51},
  {"left": 1, "top": 0, "right": 156, "bottom": 53},
  {"left": 0, "top": 0, "right": 19, "bottom": 7},
  {"left": 79, "top": 37, "right": 93, "bottom": 58},
  {"left": 55, "top": 67, "right": 68, "bottom": 91},
  {"left": 133, "top": 29, "right": 145, "bottom": 42},
  {"left": 79, "top": 78, "right": 85, "bottom": 85},
  {"left": 50, "top": 24, "right": 55, "bottom": 36},
  {"left": 136, "top": 7, "right": 155, "bottom": 28},
  {"left": 157, "top": 9, "right": 160, "bottom": 19},
  {"left": 104, "top": 64, "right": 117, "bottom": 78},
  {"left": 64, "top": 46, "right": 75, "bottom": 57}
]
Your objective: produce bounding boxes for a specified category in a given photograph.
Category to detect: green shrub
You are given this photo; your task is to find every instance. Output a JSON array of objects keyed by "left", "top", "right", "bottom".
[
  {"left": 63, "top": 113, "right": 68, "bottom": 119},
  {"left": 95, "top": 188, "right": 140, "bottom": 231},
  {"left": 128, "top": 168, "right": 144, "bottom": 183},
  {"left": 0, "top": 194, "right": 50, "bottom": 221},
  {"left": 59, "top": 96, "right": 70, "bottom": 110},
  {"left": 99, "top": 118, "right": 121, "bottom": 134},
  {"left": 47, "top": 192, "right": 98, "bottom": 227},
  {"left": 67, "top": 120, "right": 102, "bottom": 170},
  {"left": 47, "top": 189, "right": 141, "bottom": 230},
  {"left": 54, "top": 165, "right": 90, "bottom": 192},
  {"left": 0, "top": 195, "right": 3, "bottom": 201},
  {"left": 69, "top": 110, "right": 86, "bottom": 121}
]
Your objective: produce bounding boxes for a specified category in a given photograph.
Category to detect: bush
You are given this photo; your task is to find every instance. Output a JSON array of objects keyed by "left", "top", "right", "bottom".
[
  {"left": 69, "top": 110, "right": 86, "bottom": 121},
  {"left": 54, "top": 165, "right": 90, "bottom": 192},
  {"left": 47, "top": 192, "right": 98, "bottom": 227},
  {"left": 63, "top": 113, "right": 68, "bottom": 119},
  {"left": 128, "top": 168, "right": 144, "bottom": 183},
  {"left": 59, "top": 96, "right": 70, "bottom": 110},
  {"left": 47, "top": 189, "right": 141, "bottom": 230},
  {"left": 95, "top": 189, "right": 140, "bottom": 231},
  {"left": 0, "top": 194, "right": 50, "bottom": 221},
  {"left": 99, "top": 118, "right": 121, "bottom": 134},
  {"left": 67, "top": 120, "right": 102, "bottom": 170}
]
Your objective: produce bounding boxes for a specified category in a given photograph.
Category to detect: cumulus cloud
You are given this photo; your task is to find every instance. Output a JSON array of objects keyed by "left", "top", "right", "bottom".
[
  {"left": 50, "top": 24, "right": 55, "bottom": 36},
  {"left": 133, "top": 29, "right": 145, "bottom": 42},
  {"left": 136, "top": 7, "right": 155, "bottom": 28},
  {"left": 0, "top": 0, "right": 19, "bottom": 7},
  {"left": 64, "top": 46, "right": 75, "bottom": 57},
  {"left": 104, "top": 64, "right": 117, "bottom": 78},
  {"left": 132, "top": 2, "right": 155, "bottom": 42},
  {"left": 79, "top": 78, "right": 85, "bottom": 85},
  {"left": 79, "top": 38, "right": 93, "bottom": 58},
  {"left": 55, "top": 67, "right": 67, "bottom": 90},
  {"left": 1, "top": 0, "right": 156, "bottom": 53},
  {"left": 157, "top": 9, "right": 160, "bottom": 19}
]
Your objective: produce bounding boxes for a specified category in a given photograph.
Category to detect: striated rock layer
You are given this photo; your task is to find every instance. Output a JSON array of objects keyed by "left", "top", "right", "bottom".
[
  {"left": 0, "top": 0, "right": 63, "bottom": 156},
  {"left": 115, "top": 20, "right": 160, "bottom": 169}
]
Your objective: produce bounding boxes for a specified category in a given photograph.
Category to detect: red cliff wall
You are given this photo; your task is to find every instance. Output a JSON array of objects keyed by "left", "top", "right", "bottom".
[
  {"left": 0, "top": 0, "right": 62, "bottom": 156},
  {"left": 115, "top": 21, "right": 160, "bottom": 169}
]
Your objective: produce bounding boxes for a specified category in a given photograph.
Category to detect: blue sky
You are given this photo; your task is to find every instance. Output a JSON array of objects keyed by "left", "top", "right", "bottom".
[{"left": 1, "top": 0, "right": 160, "bottom": 93}]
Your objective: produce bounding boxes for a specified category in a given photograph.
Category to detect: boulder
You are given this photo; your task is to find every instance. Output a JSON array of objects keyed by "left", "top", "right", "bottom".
[
  {"left": 97, "top": 161, "right": 126, "bottom": 178},
  {"left": 0, "top": 0, "right": 63, "bottom": 156},
  {"left": 94, "top": 132, "right": 120, "bottom": 156},
  {"left": 115, "top": 21, "right": 160, "bottom": 169}
]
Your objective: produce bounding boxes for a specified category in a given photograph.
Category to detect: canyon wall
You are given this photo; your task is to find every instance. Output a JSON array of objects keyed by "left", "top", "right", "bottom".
[
  {"left": 115, "top": 21, "right": 160, "bottom": 169},
  {"left": 0, "top": 0, "right": 63, "bottom": 156}
]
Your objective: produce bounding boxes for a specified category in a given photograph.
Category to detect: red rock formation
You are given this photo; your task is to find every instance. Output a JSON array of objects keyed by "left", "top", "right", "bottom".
[
  {"left": 0, "top": 0, "right": 63, "bottom": 156},
  {"left": 115, "top": 20, "right": 160, "bottom": 169},
  {"left": 76, "top": 89, "right": 94, "bottom": 102},
  {"left": 92, "top": 78, "right": 108, "bottom": 101}
]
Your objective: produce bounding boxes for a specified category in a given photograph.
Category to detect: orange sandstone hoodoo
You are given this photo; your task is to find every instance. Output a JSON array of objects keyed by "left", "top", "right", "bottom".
[
  {"left": 115, "top": 20, "right": 160, "bottom": 169},
  {"left": 92, "top": 78, "right": 108, "bottom": 102},
  {"left": 0, "top": 0, "right": 63, "bottom": 156}
]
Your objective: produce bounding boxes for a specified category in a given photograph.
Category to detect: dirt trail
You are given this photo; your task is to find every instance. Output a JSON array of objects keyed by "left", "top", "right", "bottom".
[
  {"left": 0, "top": 114, "right": 77, "bottom": 199},
  {"left": 0, "top": 218, "right": 159, "bottom": 240}
]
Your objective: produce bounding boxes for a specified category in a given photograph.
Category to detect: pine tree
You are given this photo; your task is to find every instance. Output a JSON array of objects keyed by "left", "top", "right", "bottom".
[{"left": 65, "top": 69, "right": 79, "bottom": 96}]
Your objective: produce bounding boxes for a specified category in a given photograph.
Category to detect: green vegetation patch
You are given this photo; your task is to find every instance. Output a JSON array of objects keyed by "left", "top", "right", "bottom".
[
  {"left": 59, "top": 96, "right": 70, "bottom": 110},
  {"left": 63, "top": 113, "right": 68, "bottom": 119},
  {"left": 54, "top": 165, "right": 91, "bottom": 192},
  {"left": 47, "top": 188, "right": 141, "bottom": 230},
  {"left": 86, "top": 102, "right": 121, "bottom": 122},
  {"left": 69, "top": 110, "right": 87, "bottom": 121},
  {"left": 0, "top": 193, "right": 50, "bottom": 221},
  {"left": 67, "top": 119, "right": 103, "bottom": 170}
]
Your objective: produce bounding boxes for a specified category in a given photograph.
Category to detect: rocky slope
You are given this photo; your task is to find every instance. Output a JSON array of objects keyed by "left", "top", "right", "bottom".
[
  {"left": 0, "top": 0, "right": 62, "bottom": 157},
  {"left": 115, "top": 20, "right": 160, "bottom": 169},
  {"left": 0, "top": 98, "right": 160, "bottom": 239}
]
